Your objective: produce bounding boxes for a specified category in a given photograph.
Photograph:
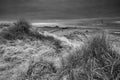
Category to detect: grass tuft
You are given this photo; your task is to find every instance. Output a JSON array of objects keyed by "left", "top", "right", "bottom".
[
  {"left": 81, "top": 33, "right": 120, "bottom": 80},
  {"left": 59, "top": 32, "right": 120, "bottom": 80}
]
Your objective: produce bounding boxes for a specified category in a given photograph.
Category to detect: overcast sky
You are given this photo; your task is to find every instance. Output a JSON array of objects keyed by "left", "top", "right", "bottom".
[{"left": 0, "top": 0, "right": 120, "bottom": 20}]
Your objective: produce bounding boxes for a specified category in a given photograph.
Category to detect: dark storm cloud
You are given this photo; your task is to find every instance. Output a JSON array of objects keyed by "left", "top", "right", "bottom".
[{"left": 0, "top": 0, "right": 120, "bottom": 20}]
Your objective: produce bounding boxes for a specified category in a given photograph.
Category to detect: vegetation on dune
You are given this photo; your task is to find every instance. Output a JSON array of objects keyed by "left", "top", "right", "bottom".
[
  {"left": 58, "top": 33, "right": 120, "bottom": 80},
  {"left": 0, "top": 19, "right": 63, "bottom": 53},
  {"left": 84, "top": 33, "right": 120, "bottom": 80},
  {"left": 0, "top": 19, "right": 31, "bottom": 40},
  {"left": 0, "top": 19, "right": 120, "bottom": 80}
]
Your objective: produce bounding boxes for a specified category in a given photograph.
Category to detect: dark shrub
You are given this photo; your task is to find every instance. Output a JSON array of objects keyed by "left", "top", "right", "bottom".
[
  {"left": 0, "top": 19, "right": 31, "bottom": 40},
  {"left": 12, "top": 19, "right": 31, "bottom": 34}
]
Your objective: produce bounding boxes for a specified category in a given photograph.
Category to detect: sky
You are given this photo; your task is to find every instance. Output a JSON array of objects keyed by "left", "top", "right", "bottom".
[{"left": 0, "top": 0, "right": 120, "bottom": 20}]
